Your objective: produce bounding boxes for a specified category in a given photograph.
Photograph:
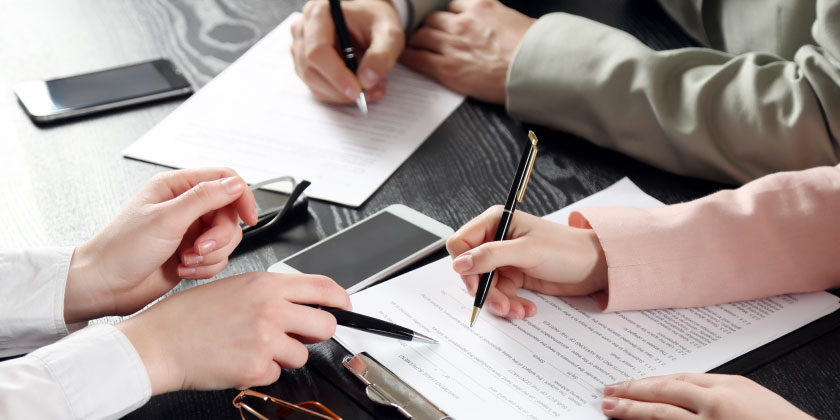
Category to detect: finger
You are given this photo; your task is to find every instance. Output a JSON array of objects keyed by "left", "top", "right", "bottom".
[
  {"left": 400, "top": 48, "right": 452, "bottom": 85},
  {"left": 284, "top": 304, "right": 339, "bottom": 342},
  {"left": 460, "top": 273, "right": 479, "bottom": 295},
  {"left": 278, "top": 274, "right": 352, "bottom": 310},
  {"left": 452, "top": 238, "right": 536, "bottom": 275},
  {"left": 156, "top": 176, "right": 254, "bottom": 232},
  {"left": 608, "top": 377, "right": 708, "bottom": 413},
  {"left": 495, "top": 276, "right": 537, "bottom": 317},
  {"left": 178, "top": 258, "right": 227, "bottom": 279},
  {"left": 407, "top": 27, "right": 452, "bottom": 54},
  {"left": 303, "top": 1, "right": 362, "bottom": 102},
  {"left": 483, "top": 287, "right": 512, "bottom": 317},
  {"left": 446, "top": 206, "right": 504, "bottom": 258},
  {"left": 423, "top": 11, "right": 457, "bottom": 33},
  {"left": 185, "top": 226, "right": 242, "bottom": 267},
  {"left": 148, "top": 169, "right": 261, "bottom": 222},
  {"left": 192, "top": 206, "right": 240, "bottom": 256},
  {"left": 632, "top": 373, "right": 722, "bottom": 388},
  {"left": 301, "top": 66, "right": 355, "bottom": 103},
  {"left": 273, "top": 336, "right": 310, "bottom": 369},
  {"left": 356, "top": 21, "right": 404, "bottom": 89},
  {"left": 601, "top": 397, "right": 695, "bottom": 420},
  {"left": 447, "top": 0, "right": 473, "bottom": 13}
]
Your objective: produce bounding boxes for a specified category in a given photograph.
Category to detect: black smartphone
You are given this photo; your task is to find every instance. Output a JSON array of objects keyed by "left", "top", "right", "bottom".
[{"left": 13, "top": 58, "right": 192, "bottom": 123}]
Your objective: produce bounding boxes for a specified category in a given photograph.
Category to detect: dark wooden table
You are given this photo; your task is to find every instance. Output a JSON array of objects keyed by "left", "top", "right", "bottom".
[{"left": 1, "top": 1, "right": 838, "bottom": 419}]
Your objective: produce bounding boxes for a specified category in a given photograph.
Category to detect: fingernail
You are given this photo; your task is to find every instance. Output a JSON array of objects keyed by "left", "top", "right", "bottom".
[
  {"left": 602, "top": 397, "right": 618, "bottom": 410},
  {"left": 221, "top": 176, "right": 244, "bottom": 195},
  {"left": 604, "top": 383, "right": 617, "bottom": 396},
  {"left": 360, "top": 68, "right": 379, "bottom": 88},
  {"left": 183, "top": 252, "right": 204, "bottom": 266},
  {"left": 179, "top": 267, "right": 196, "bottom": 278},
  {"left": 453, "top": 254, "right": 473, "bottom": 272},
  {"left": 197, "top": 240, "right": 216, "bottom": 256},
  {"left": 489, "top": 302, "right": 501, "bottom": 314},
  {"left": 344, "top": 86, "right": 358, "bottom": 101}
]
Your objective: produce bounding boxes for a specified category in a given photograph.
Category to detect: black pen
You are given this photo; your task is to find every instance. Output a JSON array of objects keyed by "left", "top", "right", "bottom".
[
  {"left": 307, "top": 305, "right": 438, "bottom": 344},
  {"left": 328, "top": 0, "right": 368, "bottom": 116},
  {"left": 470, "top": 131, "right": 539, "bottom": 327}
]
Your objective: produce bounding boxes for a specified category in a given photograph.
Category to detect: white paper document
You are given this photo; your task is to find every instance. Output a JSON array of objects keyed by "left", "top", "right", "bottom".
[
  {"left": 123, "top": 13, "right": 464, "bottom": 207},
  {"left": 336, "top": 178, "right": 840, "bottom": 419}
]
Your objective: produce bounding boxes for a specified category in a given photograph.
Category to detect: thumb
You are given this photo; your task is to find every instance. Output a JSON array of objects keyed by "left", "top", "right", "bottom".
[
  {"left": 452, "top": 238, "right": 534, "bottom": 275},
  {"left": 357, "top": 21, "right": 404, "bottom": 89},
  {"left": 159, "top": 176, "right": 248, "bottom": 230}
]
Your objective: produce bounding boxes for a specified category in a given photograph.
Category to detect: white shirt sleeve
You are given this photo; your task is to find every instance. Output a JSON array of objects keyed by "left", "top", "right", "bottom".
[
  {"left": 0, "top": 248, "right": 87, "bottom": 357},
  {"left": 390, "top": 0, "right": 411, "bottom": 31},
  {"left": 0, "top": 324, "right": 152, "bottom": 420}
]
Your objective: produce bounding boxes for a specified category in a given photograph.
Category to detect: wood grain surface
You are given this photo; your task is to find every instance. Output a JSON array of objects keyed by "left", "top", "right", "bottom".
[{"left": 1, "top": 0, "right": 838, "bottom": 419}]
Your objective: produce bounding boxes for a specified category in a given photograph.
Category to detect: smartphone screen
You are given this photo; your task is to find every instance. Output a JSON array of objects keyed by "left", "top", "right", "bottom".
[
  {"left": 45, "top": 61, "right": 189, "bottom": 109},
  {"left": 14, "top": 59, "right": 192, "bottom": 122},
  {"left": 283, "top": 212, "right": 441, "bottom": 289}
]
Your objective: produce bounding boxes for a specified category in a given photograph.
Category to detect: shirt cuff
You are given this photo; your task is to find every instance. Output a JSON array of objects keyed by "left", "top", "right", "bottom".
[
  {"left": 390, "top": 0, "right": 411, "bottom": 32},
  {"left": 29, "top": 324, "right": 152, "bottom": 420},
  {"left": 0, "top": 247, "right": 86, "bottom": 357}
]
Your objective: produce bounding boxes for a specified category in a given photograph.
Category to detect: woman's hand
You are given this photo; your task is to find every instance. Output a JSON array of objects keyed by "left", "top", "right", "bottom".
[
  {"left": 64, "top": 168, "right": 258, "bottom": 323},
  {"left": 447, "top": 206, "right": 607, "bottom": 319},
  {"left": 603, "top": 373, "right": 815, "bottom": 420},
  {"left": 117, "top": 272, "right": 351, "bottom": 395}
]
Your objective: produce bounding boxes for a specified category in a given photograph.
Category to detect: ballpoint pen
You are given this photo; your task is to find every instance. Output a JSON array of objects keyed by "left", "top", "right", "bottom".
[
  {"left": 308, "top": 305, "right": 438, "bottom": 344},
  {"left": 470, "top": 130, "right": 539, "bottom": 327},
  {"left": 328, "top": 0, "right": 368, "bottom": 117}
]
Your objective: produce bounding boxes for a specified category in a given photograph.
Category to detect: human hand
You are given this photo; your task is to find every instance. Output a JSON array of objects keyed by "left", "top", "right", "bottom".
[
  {"left": 602, "top": 373, "right": 815, "bottom": 419},
  {"left": 290, "top": 0, "right": 404, "bottom": 104},
  {"left": 446, "top": 206, "right": 607, "bottom": 319},
  {"left": 401, "top": 0, "right": 535, "bottom": 104},
  {"left": 64, "top": 168, "right": 258, "bottom": 324},
  {"left": 117, "top": 272, "right": 352, "bottom": 395}
]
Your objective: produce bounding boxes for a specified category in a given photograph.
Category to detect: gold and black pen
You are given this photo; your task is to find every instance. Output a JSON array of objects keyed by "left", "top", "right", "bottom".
[{"left": 470, "top": 130, "right": 539, "bottom": 327}]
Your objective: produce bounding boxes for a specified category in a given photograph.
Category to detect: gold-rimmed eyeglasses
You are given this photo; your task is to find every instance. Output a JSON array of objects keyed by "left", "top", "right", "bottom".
[{"left": 232, "top": 389, "right": 343, "bottom": 420}]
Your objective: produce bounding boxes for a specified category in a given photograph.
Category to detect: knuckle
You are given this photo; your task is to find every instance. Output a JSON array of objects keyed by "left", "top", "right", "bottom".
[
  {"left": 650, "top": 405, "right": 669, "bottom": 420},
  {"left": 304, "top": 43, "right": 331, "bottom": 64}
]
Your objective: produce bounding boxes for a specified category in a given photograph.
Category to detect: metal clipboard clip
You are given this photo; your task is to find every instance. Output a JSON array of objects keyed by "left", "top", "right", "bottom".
[{"left": 342, "top": 353, "right": 453, "bottom": 420}]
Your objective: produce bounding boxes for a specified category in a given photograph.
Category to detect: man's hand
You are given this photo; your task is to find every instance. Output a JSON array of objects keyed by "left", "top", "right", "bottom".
[
  {"left": 290, "top": 0, "right": 404, "bottom": 104},
  {"left": 401, "top": 0, "right": 535, "bottom": 104},
  {"left": 64, "top": 168, "right": 258, "bottom": 324}
]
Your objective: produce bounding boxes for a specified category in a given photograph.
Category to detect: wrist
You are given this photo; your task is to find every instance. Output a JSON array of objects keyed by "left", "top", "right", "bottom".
[
  {"left": 117, "top": 315, "right": 181, "bottom": 395},
  {"left": 64, "top": 241, "right": 114, "bottom": 324},
  {"left": 583, "top": 229, "right": 608, "bottom": 293}
]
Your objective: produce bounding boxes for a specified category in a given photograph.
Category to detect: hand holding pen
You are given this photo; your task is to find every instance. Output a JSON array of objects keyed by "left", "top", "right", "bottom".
[{"left": 289, "top": 0, "right": 403, "bottom": 107}]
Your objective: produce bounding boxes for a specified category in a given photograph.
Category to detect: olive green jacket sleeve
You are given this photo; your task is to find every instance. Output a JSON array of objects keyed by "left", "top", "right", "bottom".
[{"left": 506, "top": 0, "right": 840, "bottom": 184}]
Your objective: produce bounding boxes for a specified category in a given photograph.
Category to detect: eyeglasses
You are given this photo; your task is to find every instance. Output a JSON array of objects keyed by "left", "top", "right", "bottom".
[
  {"left": 241, "top": 176, "right": 311, "bottom": 241},
  {"left": 232, "top": 389, "right": 343, "bottom": 420}
]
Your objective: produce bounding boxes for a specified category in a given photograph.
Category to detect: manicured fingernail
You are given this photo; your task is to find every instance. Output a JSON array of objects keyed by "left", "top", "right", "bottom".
[
  {"left": 453, "top": 254, "right": 473, "bottom": 272},
  {"left": 183, "top": 252, "right": 204, "bottom": 266},
  {"left": 197, "top": 240, "right": 216, "bottom": 256},
  {"left": 221, "top": 176, "right": 243, "bottom": 195},
  {"left": 179, "top": 267, "right": 196, "bottom": 277},
  {"left": 602, "top": 397, "right": 618, "bottom": 410},
  {"left": 604, "top": 384, "right": 617, "bottom": 396},
  {"left": 360, "top": 68, "right": 379, "bottom": 88},
  {"left": 344, "top": 86, "right": 358, "bottom": 101}
]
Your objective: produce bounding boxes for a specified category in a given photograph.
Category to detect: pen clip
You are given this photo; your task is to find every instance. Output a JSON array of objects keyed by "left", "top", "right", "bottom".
[{"left": 516, "top": 131, "right": 539, "bottom": 202}]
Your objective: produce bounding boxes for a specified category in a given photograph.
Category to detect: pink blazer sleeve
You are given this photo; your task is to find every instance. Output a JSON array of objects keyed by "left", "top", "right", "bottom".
[{"left": 570, "top": 164, "right": 840, "bottom": 312}]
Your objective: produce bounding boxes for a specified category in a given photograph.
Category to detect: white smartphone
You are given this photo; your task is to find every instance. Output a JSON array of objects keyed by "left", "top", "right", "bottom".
[
  {"left": 14, "top": 59, "right": 192, "bottom": 123},
  {"left": 268, "top": 204, "right": 454, "bottom": 293}
]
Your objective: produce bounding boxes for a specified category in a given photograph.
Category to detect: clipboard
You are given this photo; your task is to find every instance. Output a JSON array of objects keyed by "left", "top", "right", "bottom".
[{"left": 341, "top": 352, "right": 452, "bottom": 420}]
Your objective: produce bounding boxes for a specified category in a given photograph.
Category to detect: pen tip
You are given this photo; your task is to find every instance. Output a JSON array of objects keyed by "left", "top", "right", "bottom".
[
  {"left": 356, "top": 91, "right": 368, "bottom": 117},
  {"left": 470, "top": 306, "right": 481, "bottom": 328},
  {"left": 412, "top": 331, "right": 439, "bottom": 344}
]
